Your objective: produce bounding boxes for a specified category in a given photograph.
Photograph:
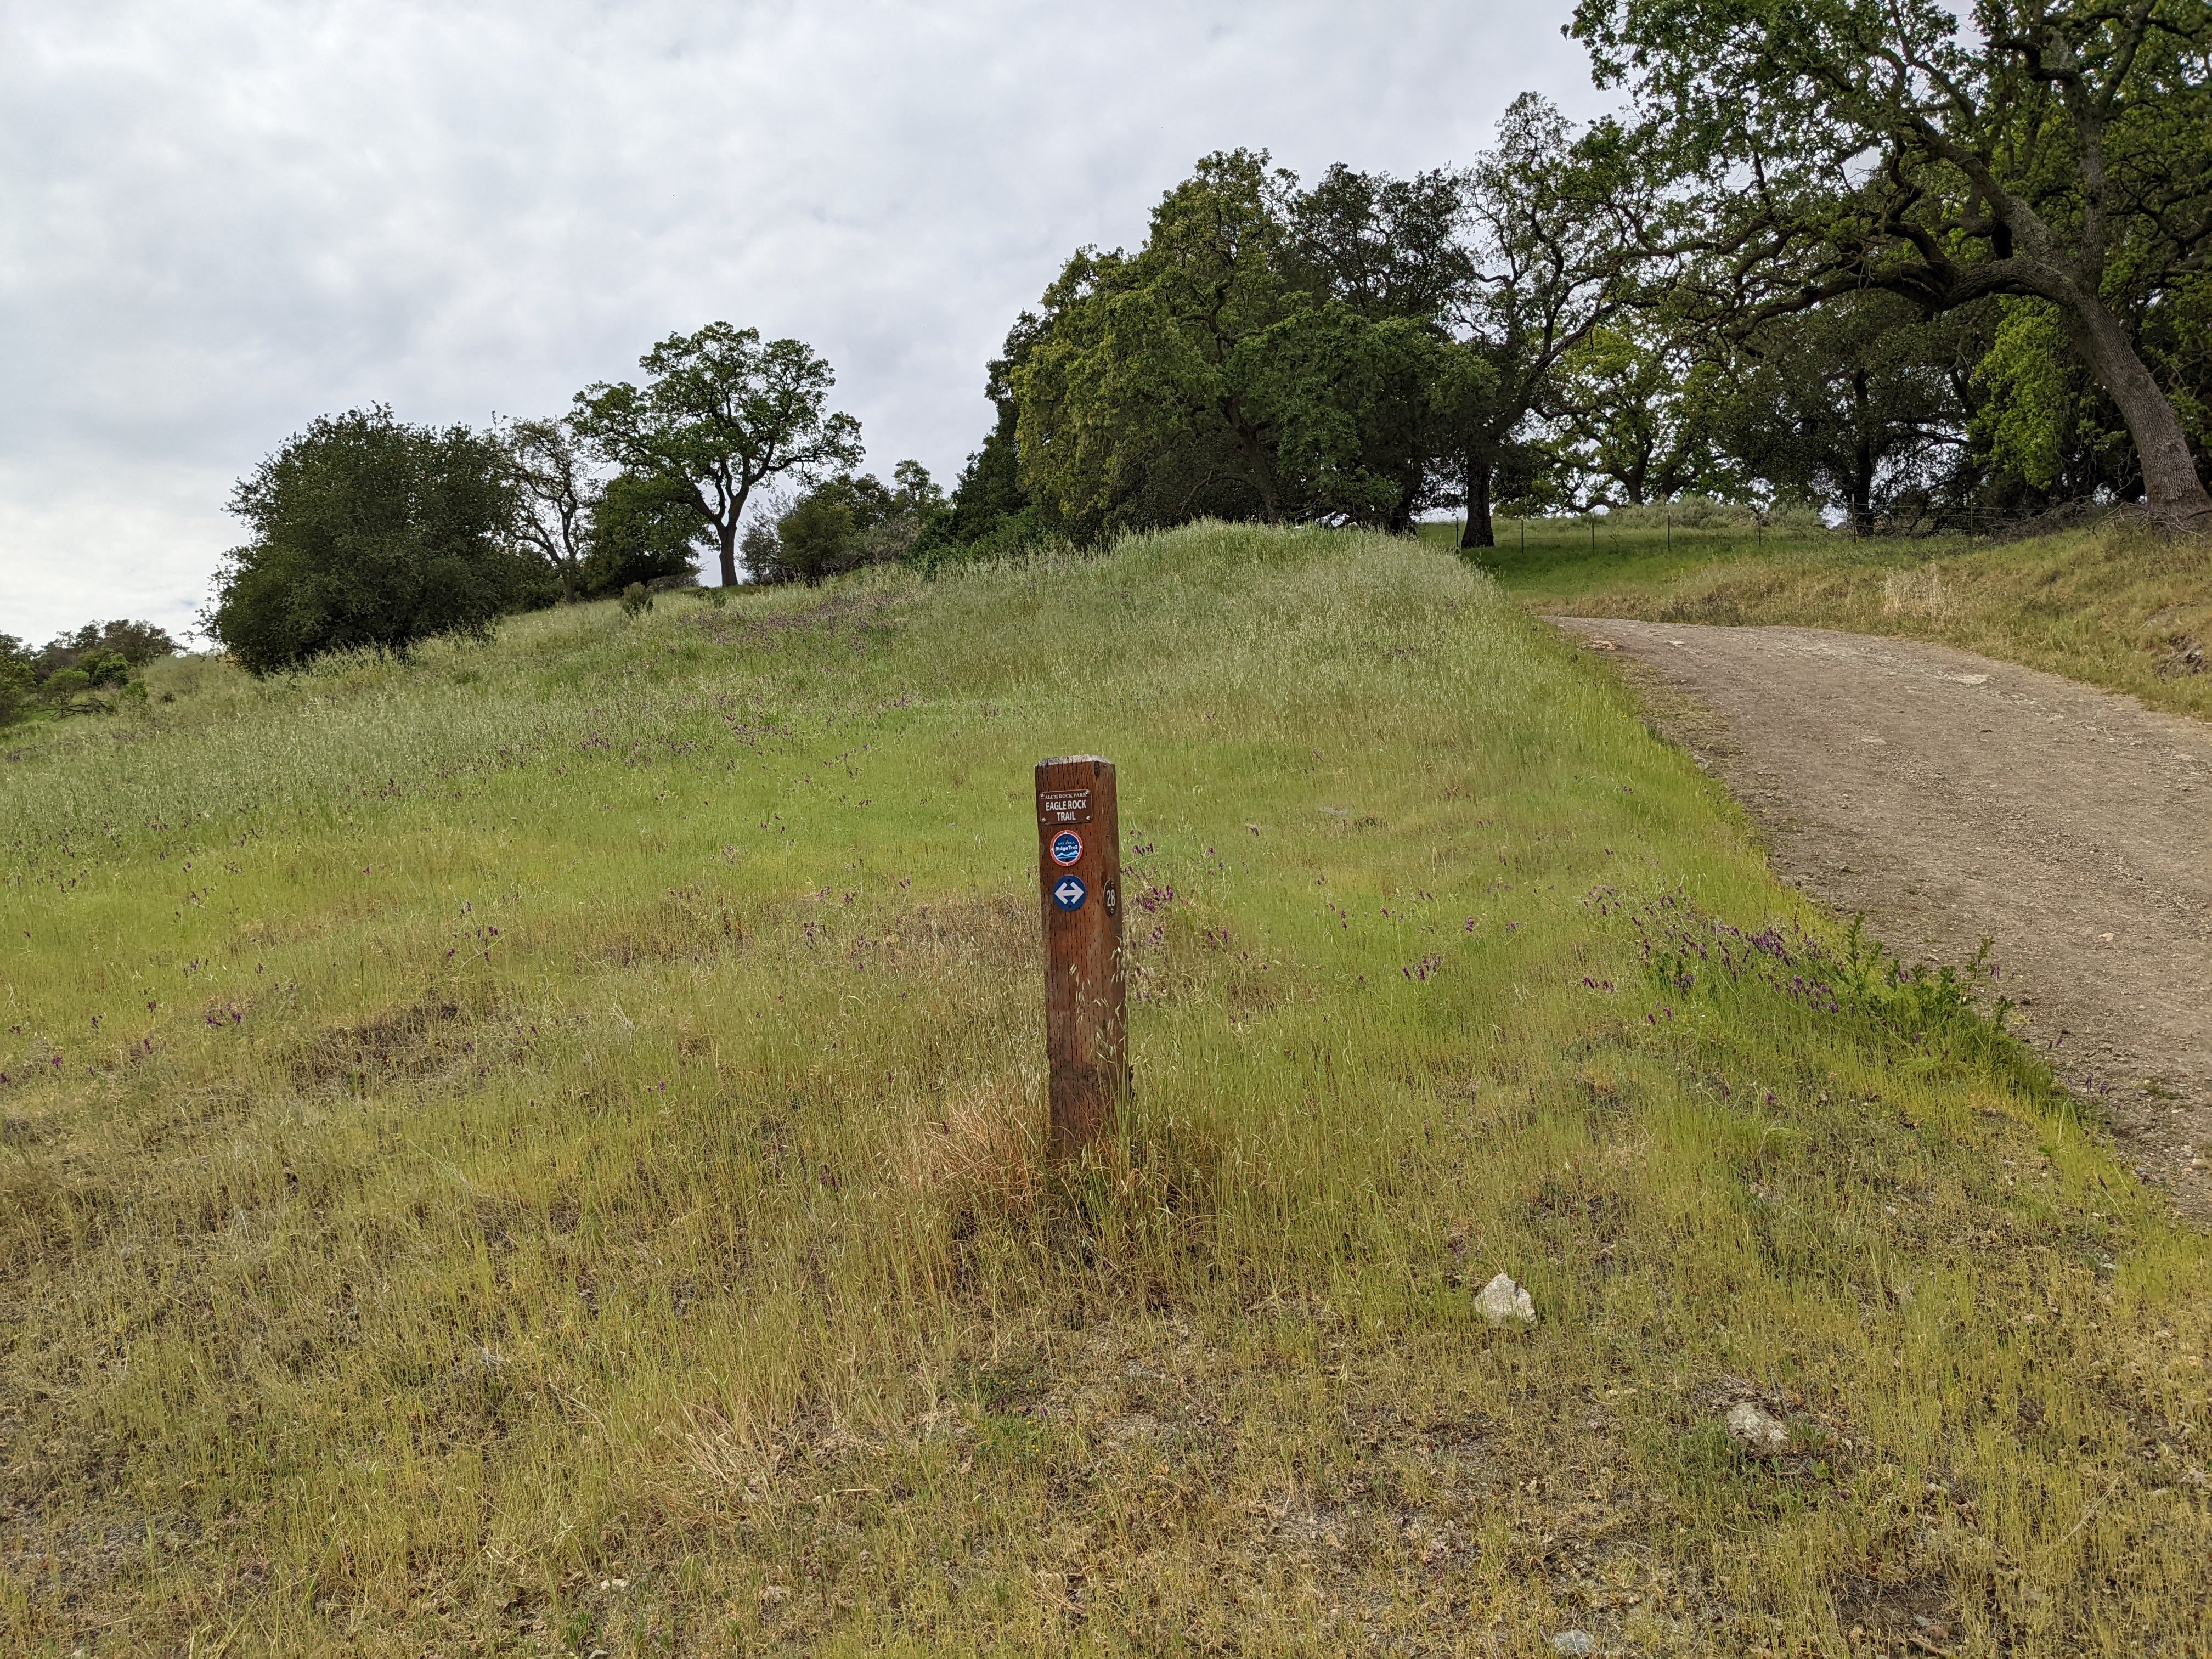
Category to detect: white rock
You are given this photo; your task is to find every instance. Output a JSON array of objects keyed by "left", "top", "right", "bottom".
[
  {"left": 1723, "top": 1400, "right": 1789, "bottom": 1453},
  {"left": 1549, "top": 1633, "right": 1596, "bottom": 1655},
  {"left": 1476, "top": 1271, "right": 1536, "bottom": 1325}
]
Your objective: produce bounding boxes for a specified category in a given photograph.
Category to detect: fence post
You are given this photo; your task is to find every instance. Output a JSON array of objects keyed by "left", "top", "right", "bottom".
[{"left": 1035, "top": 756, "right": 1128, "bottom": 1160}]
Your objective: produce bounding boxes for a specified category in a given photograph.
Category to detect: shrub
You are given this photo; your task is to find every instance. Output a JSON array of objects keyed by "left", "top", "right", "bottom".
[
  {"left": 748, "top": 464, "right": 941, "bottom": 584},
  {"left": 78, "top": 650, "right": 132, "bottom": 689},
  {"left": 620, "top": 582, "right": 654, "bottom": 618},
  {"left": 33, "top": 620, "right": 178, "bottom": 676},
  {"left": 773, "top": 495, "right": 860, "bottom": 584},
  {"left": 580, "top": 472, "right": 708, "bottom": 597},
  {"left": 207, "top": 407, "right": 526, "bottom": 675},
  {"left": 0, "top": 659, "right": 32, "bottom": 726},
  {"left": 37, "top": 668, "right": 93, "bottom": 707}
]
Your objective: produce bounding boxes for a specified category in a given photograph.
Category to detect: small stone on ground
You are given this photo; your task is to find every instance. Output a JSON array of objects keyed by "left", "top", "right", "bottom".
[
  {"left": 1724, "top": 1400, "right": 1789, "bottom": 1452},
  {"left": 1476, "top": 1272, "right": 1536, "bottom": 1325}
]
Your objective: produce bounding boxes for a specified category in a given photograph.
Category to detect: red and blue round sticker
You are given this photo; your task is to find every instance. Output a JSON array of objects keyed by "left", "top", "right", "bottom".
[{"left": 1049, "top": 830, "right": 1083, "bottom": 866}]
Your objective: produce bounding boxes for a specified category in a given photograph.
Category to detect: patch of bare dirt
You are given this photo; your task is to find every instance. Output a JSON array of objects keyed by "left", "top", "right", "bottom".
[
  {"left": 292, "top": 995, "right": 464, "bottom": 1091},
  {"left": 1556, "top": 618, "right": 2212, "bottom": 1224}
]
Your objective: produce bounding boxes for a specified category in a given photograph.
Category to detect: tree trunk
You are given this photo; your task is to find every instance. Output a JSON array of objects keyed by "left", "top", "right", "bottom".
[
  {"left": 713, "top": 480, "right": 751, "bottom": 586},
  {"left": 2055, "top": 293, "right": 2211, "bottom": 522},
  {"left": 1850, "top": 372, "right": 1876, "bottom": 536},
  {"left": 1458, "top": 455, "right": 1495, "bottom": 549},
  {"left": 1223, "top": 404, "right": 1287, "bottom": 524},
  {"left": 560, "top": 513, "right": 583, "bottom": 603},
  {"left": 1243, "top": 443, "right": 1286, "bottom": 524}
]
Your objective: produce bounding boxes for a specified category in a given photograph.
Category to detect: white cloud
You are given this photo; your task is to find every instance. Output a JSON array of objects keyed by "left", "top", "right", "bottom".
[{"left": 0, "top": 0, "right": 1605, "bottom": 641}]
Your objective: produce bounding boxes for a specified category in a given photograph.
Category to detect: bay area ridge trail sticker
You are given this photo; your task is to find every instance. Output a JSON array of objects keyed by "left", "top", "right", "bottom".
[
  {"left": 1052, "top": 876, "right": 1087, "bottom": 912},
  {"left": 1050, "top": 830, "right": 1083, "bottom": 866}
]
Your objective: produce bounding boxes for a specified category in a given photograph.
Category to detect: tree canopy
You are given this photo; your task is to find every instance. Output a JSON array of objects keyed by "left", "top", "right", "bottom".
[
  {"left": 997, "top": 106, "right": 1636, "bottom": 547},
  {"left": 1012, "top": 151, "right": 1310, "bottom": 535},
  {"left": 1571, "top": 0, "right": 2212, "bottom": 520},
  {"left": 1434, "top": 94, "right": 1638, "bottom": 545},
  {"left": 1718, "top": 294, "right": 1980, "bottom": 532},
  {"left": 580, "top": 472, "right": 709, "bottom": 596}
]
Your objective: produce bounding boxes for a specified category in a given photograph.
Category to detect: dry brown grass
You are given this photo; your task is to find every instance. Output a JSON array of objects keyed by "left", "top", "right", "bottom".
[
  {"left": 891, "top": 1069, "right": 1046, "bottom": 1217},
  {"left": 1878, "top": 561, "right": 1960, "bottom": 622}
]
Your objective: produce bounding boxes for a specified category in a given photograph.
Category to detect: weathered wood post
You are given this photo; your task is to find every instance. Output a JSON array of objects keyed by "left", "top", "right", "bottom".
[{"left": 1034, "top": 755, "right": 1128, "bottom": 1160}]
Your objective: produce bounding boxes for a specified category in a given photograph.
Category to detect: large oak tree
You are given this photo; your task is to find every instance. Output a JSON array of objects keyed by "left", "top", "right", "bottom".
[
  {"left": 1572, "top": 0, "right": 2212, "bottom": 520},
  {"left": 1011, "top": 149, "right": 1555, "bottom": 539},
  {"left": 1719, "top": 294, "right": 1982, "bottom": 531},
  {"left": 1012, "top": 152, "right": 1310, "bottom": 534}
]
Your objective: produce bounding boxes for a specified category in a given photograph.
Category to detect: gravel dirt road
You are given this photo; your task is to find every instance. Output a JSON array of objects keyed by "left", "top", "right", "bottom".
[{"left": 1554, "top": 617, "right": 2212, "bottom": 1224}]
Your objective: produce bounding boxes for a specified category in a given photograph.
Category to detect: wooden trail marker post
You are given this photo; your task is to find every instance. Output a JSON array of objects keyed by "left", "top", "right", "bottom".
[{"left": 1034, "top": 755, "right": 1128, "bottom": 1160}]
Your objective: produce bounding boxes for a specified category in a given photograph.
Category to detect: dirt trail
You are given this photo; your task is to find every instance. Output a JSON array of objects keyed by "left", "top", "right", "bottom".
[{"left": 1555, "top": 617, "right": 2212, "bottom": 1223}]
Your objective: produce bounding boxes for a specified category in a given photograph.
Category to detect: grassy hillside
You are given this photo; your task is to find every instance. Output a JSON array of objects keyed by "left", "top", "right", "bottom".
[
  {"left": 2, "top": 525, "right": 2207, "bottom": 1657},
  {"left": 1431, "top": 517, "right": 2212, "bottom": 721}
]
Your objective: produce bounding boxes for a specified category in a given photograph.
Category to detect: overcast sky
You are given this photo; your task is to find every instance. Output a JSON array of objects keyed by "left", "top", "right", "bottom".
[{"left": 1, "top": 1, "right": 1610, "bottom": 644}]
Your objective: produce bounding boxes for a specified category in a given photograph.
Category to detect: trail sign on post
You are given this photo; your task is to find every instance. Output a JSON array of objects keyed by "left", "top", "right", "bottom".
[{"left": 1035, "top": 755, "right": 1127, "bottom": 1160}]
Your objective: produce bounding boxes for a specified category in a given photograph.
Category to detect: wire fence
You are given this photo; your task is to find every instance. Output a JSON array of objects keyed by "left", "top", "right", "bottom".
[{"left": 1476, "top": 499, "right": 2122, "bottom": 554}]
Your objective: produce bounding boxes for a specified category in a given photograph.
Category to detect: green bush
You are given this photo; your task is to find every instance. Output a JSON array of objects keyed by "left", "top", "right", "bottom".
[
  {"left": 748, "top": 463, "right": 941, "bottom": 584},
  {"left": 37, "top": 668, "right": 93, "bottom": 708},
  {"left": 771, "top": 494, "right": 859, "bottom": 584},
  {"left": 207, "top": 407, "right": 526, "bottom": 675},
  {"left": 579, "top": 472, "right": 707, "bottom": 597},
  {"left": 0, "top": 659, "right": 33, "bottom": 726},
  {"left": 79, "top": 651, "right": 132, "bottom": 689}
]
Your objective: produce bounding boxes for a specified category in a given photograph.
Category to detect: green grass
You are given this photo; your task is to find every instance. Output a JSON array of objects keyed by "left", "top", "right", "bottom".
[
  {"left": 2, "top": 524, "right": 2207, "bottom": 1656},
  {"left": 1419, "top": 517, "right": 1817, "bottom": 606},
  {"left": 1423, "top": 516, "right": 2212, "bottom": 721}
]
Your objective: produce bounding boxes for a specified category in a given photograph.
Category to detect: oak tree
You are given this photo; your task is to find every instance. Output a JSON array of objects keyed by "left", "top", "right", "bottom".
[
  {"left": 1572, "top": 0, "right": 2212, "bottom": 520},
  {"left": 501, "top": 416, "right": 597, "bottom": 602},
  {"left": 572, "top": 324, "right": 864, "bottom": 586},
  {"left": 1438, "top": 95, "right": 1635, "bottom": 547},
  {"left": 1719, "top": 293, "right": 1980, "bottom": 531},
  {"left": 1011, "top": 152, "right": 1482, "bottom": 536}
]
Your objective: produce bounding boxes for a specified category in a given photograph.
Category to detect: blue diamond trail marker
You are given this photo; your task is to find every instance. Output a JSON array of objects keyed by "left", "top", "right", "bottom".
[{"left": 1035, "top": 755, "right": 1127, "bottom": 1160}]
